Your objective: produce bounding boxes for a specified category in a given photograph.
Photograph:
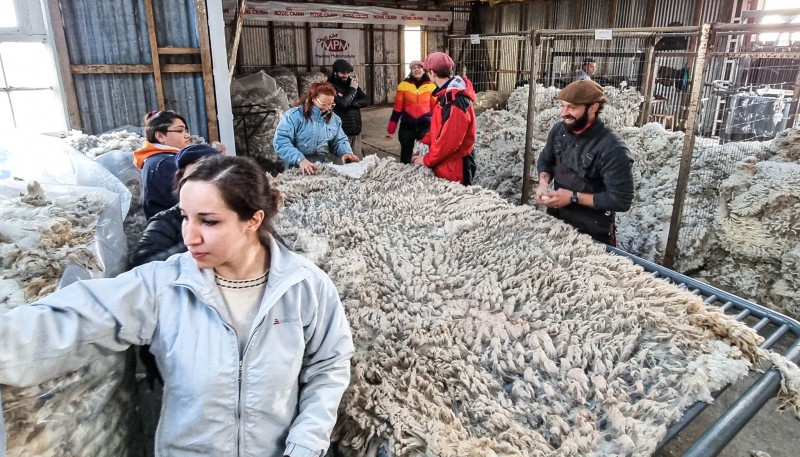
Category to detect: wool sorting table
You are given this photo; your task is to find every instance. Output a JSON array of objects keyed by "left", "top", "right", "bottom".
[{"left": 607, "top": 245, "right": 800, "bottom": 457}]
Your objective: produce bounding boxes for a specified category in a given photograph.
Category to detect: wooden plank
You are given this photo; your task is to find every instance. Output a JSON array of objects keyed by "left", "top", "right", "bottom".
[
  {"left": 573, "top": 0, "right": 582, "bottom": 29},
  {"left": 162, "top": 64, "right": 203, "bottom": 73},
  {"left": 47, "top": 0, "right": 81, "bottom": 130},
  {"left": 227, "top": 0, "right": 247, "bottom": 84},
  {"left": 70, "top": 64, "right": 203, "bottom": 74},
  {"left": 645, "top": 0, "right": 656, "bottom": 27},
  {"left": 158, "top": 47, "right": 201, "bottom": 55},
  {"left": 195, "top": 0, "right": 219, "bottom": 142},
  {"left": 144, "top": 0, "right": 164, "bottom": 109},
  {"left": 71, "top": 64, "right": 153, "bottom": 74}
]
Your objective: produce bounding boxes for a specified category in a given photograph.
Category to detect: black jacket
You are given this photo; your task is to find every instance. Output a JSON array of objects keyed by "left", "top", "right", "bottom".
[
  {"left": 537, "top": 119, "right": 634, "bottom": 212},
  {"left": 129, "top": 205, "right": 185, "bottom": 268},
  {"left": 141, "top": 153, "right": 179, "bottom": 220},
  {"left": 327, "top": 75, "right": 369, "bottom": 136}
]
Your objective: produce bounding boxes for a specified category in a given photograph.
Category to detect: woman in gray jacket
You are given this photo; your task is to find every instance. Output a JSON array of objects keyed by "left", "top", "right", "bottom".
[{"left": 0, "top": 155, "right": 354, "bottom": 457}]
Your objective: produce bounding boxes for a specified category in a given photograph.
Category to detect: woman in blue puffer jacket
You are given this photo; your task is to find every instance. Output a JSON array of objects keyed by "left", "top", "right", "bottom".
[{"left": 274, "top": 82, "right": 360, "bottom": 175}]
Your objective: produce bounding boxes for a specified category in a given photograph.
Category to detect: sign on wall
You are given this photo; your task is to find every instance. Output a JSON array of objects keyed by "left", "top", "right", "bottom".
[
  {"left": 221, "top": 1, "right": 452, "bottom": 27},
  {"left": 310, "top": 28, "right": 361, "bottom": 67}
]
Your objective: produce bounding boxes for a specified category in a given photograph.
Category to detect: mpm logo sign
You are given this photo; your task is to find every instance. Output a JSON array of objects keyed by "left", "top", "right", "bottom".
[{"left": 319, "top": 37, "right": 350, "bottom": 52}]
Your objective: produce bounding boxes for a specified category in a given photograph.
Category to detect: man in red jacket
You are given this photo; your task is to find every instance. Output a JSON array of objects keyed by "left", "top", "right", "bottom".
[{"left": 412, "top": 52, "right": 477, "bottom": 185}]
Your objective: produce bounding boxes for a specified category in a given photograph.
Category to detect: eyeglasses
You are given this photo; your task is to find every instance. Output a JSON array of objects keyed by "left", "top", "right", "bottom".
[
  {"left": 165, "top": 127, "right": 189, "bottom": 135},
  {"left": 314, "top": 98, "right": 336, "bottom": 108}
]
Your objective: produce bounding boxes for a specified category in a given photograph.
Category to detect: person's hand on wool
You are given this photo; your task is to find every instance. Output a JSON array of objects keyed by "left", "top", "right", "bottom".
[
  {"left": 342, "top": 153, "right": 361, "bottom": 164},
  {"left": 298, "top": 159, "right": 320, "bottom": 175}
]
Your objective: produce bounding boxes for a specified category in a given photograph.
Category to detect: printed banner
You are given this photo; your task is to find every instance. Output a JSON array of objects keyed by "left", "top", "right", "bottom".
[
  {"left": 310, "top": 28, "right": 361, "bottom": 67},
  {"left": 222, "top": 1, "right": 452, "bottom": 27}
]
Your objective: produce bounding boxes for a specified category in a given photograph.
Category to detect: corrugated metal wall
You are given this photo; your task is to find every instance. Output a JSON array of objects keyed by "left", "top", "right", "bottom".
[
  {"left": 62, "top": 0, "right": 208, "bottom": 138},
  {"left": 485, "top": 0, "right": 730, "bottom": 32}
]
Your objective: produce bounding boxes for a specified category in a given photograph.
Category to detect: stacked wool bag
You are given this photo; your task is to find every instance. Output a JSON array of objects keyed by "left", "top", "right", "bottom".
[
  {"left": 698, "top": 154, "right": 800, "bottom": 318},
  {"left": 274, "top": 157, "right": 799, "bottom": 456},
  {"left": 231, "top": 70, "right": 290, "bottom": 175},
  {"left": 1, "top": 181, "right": 134, "bottom": 457}
]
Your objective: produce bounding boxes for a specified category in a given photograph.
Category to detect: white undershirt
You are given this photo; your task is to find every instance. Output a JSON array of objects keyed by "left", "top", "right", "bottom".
[{"left": 215, "top": 271, "right": 268, "bottom": 355}]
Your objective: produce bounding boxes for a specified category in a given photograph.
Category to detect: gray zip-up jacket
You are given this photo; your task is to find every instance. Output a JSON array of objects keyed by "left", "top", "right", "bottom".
[{"left": 0, "top": 237, "right": 354, "bottom": 457}]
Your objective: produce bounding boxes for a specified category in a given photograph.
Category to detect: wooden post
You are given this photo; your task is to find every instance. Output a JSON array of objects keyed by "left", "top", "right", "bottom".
[
  {"left": 227, "top": 0, "right": 247, "bottom": 84},
  {"left": 645, "top": 0, "right": 656, "bottom": 27},
  {"left": 663, "top": 23, "right": 712, "bottom": 268},
  {"left": 46, "top": 0, "right": 81, "bottom": 130},
  {"left": 144, "top": 0, "right": 164, "bottom": 109},
  {"left": 195, "top": 0, "right": 219, "bottom": 142},
  {"left": 521, "top": 30, "right": 540, "bottom": 205}
]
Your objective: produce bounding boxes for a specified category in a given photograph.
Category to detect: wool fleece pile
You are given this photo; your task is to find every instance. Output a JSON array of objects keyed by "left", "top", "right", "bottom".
[{"left": 274, "top": 157, "right": 798, "bottom": 457}]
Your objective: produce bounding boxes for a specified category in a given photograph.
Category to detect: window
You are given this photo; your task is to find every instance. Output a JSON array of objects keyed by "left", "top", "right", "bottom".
[
  {"left": 0, "top": 0, "right": 18, "bottom": 28},
  {"left": 0, "top": 0, "right": 66, "bottom": 133},
  {"left": 758, "top": 0, "right": 800, "bottom": 45}
]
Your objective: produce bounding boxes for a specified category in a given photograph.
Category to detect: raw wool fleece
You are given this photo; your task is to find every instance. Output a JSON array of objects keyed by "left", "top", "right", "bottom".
[
  {"left": 693, "top": 156, "right": 800, "bottom": 318},
  {"left": 1, "top": 182, "right": 134, "bottom": 457},
  {"left": 65, "top": 130, "right": 144, "bottom": 159},
  {"left": 63, "top": 132, "right": 148, "bottom": 256},
  {"left": 473, "top": 109, "right": 536, "bottom": 204},
  {"left": 274, "top": 157, "right": 799, "bottom": 456}
]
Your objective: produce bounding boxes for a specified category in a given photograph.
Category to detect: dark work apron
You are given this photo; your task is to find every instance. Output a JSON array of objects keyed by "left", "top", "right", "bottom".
[{"left": 547, "top": 162, "right": 616, "bottom": 245}]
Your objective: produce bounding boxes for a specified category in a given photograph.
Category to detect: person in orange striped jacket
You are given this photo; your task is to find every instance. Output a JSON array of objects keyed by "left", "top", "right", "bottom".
[{"left": 386, "top": 60, "right": 437, "bottom": 164}]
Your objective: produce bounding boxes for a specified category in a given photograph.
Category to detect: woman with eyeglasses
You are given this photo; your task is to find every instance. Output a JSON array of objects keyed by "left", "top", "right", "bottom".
[
  {"left": 273, "top": 82, "right": 360, "bottom": 175},
  {"left": 134, "top": 110, "right": 195, "bottom": 219}
]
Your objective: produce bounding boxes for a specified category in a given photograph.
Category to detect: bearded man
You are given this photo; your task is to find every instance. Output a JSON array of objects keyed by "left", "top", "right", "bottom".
[{"left": 535, "top": 80, "right": 634, "bottom": 245}]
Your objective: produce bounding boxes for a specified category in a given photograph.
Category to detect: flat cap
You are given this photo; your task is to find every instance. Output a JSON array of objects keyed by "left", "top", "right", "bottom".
[
  {"left": 423, "top": 52, "right": 454, "bottom": 72},
  {"left": 332, "top": 59, "right": 353, "bottom": 73},
  {"left": 557, "top": 80, "right": 606, "bottom": 105}
]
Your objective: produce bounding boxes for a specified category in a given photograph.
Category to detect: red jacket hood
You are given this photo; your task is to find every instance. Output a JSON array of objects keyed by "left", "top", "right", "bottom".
[{"left": 434, "top": 75, "right": 476, "bottom": 104}]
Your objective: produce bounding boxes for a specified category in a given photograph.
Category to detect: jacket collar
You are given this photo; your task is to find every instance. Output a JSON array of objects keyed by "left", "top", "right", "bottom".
[{"left": 173, "top": 235, "right": 311, "bottom": 298}]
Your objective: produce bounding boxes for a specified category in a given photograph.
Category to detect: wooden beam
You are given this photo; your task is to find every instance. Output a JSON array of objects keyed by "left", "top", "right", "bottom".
[
  {"left": 195, "top": 0, "right": 219, "bottom": 142},
  {"left": 71, "top": 64, "right": 153, "bottom": 74},
  {"left": 227, "top": 0, "right": 247, "bottom": 84},
  {"left": 158, "top": 47, "right": 201, "bottom": 55},
  {"left": 573, "top": 0, "right": 582, "bottom": 29},
  {"left": 162, "top": 64, "right": 203, "bottom": 73},
  {"left": 70, "top": 64, "right": 203, "bottom": 74},
  {"left": 46, "top": 0, "right": 81, "bottom": 130},
  {"left": 645, "top": 0, "right": 657, "bottom": 27},
  {"left": 143, "top": 0, "right": 164, "bottom": 109}
]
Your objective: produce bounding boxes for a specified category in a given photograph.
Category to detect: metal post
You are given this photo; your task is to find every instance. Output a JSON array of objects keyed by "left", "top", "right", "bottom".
[
  {"left": 521, "top": 30, "right": 540, "bottom": 205},
  {"left": 663, "top": 23, "right": 712, "bottom": 268}
]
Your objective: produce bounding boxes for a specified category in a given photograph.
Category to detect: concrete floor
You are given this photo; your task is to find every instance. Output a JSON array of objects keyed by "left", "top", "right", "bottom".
[{"left": 359, "top": 105, "right": 402, "bottom": 160}]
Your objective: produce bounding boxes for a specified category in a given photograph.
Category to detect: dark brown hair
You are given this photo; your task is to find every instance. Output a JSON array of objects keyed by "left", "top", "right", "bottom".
[
  {"left": 430, "top": 68, "right": 453, "bottom": 79},
  {"left": 177, "top": 155, "right": 280, "bottom": 247},
  {"left": 143, "top": 110, "right": 188, "bottom": 144},
  {"left": 293, "top": 82, "right": 337, "bottom": 123}
]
